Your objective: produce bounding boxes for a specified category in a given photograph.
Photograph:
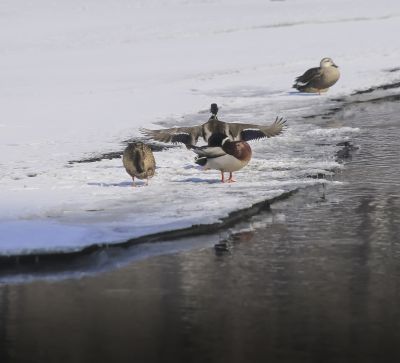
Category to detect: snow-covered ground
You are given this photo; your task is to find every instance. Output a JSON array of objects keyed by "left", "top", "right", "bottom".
[{"left": 1, "top": 0, "right": 399, "bottom": 255}]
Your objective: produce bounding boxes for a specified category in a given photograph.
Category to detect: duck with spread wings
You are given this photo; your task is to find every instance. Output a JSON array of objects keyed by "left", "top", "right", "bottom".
[{"left": 140, "top": 103, "right": 286, "bottom": 148}]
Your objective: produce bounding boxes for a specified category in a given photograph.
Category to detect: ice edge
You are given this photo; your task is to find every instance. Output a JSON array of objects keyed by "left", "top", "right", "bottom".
[{"left": 0, "top": 189, "right": 297, "bottom": 264}]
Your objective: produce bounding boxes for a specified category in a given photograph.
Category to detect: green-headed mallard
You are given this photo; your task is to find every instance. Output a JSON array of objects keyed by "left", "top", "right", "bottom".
[{"left": 140, "top": 104, "right": 286, "bottom": 148}]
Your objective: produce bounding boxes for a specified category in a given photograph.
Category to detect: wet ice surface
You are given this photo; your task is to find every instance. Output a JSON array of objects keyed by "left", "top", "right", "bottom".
[
  {"left": 0, "top": 108, "right": 357, "bottom": 255},
  {"left": 1, "top": 97, "right": 400, "bottom": 363}
]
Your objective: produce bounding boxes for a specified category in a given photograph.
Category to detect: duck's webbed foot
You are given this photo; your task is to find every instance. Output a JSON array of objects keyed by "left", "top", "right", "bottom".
[{"left": 227, "top": 172, "right": 236, "bottom": 183}]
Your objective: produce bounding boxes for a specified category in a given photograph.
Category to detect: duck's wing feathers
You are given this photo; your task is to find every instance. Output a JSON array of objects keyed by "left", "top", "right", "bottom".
[
  {"left": 294, "top": 67, "right": 322, "bottom": 86},
  {"left": 134, "top": 149, "right": 145, "bottom": 173},
  {"left": 140, "top": 126, "right": 203, "bottom": 146},
  {"left": 189, "top": 145, "right": 226, "bottom": 158},
  {"left": 228, "top": 117, "right": 287, "bottom": 141}
]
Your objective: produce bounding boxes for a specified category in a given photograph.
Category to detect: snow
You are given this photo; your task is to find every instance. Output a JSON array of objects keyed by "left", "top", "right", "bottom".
[{"left": 1, "top": 0, "right": 399, "bottom": 255}]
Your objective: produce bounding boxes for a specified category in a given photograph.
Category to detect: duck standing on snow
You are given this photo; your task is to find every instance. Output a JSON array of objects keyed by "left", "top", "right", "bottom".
[
  {"left": 293, "top": 57, "right": 340, "bottom": 94},
  {"left": 122, "top": 142, "right": 155, "bottom": 186},
  {"left": 140, "top": 103, "right": 286, "bottom": 147},
  {"left": 190, "top": 133, "right": 252, "bottom": 183}
]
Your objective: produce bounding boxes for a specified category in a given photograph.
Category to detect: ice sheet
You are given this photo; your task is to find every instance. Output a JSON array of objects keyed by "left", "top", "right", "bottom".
[{"left": 1, "top": 0, "right": 399, "bottom": 255}]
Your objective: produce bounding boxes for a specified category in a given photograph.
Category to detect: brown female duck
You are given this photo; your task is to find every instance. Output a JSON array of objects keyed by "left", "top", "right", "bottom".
[
  {"left": 122, "top": 142, "right": 155, "bottom": 186},
  {"left": 293, "top": 57, "right": 340, "bottom": 94}
]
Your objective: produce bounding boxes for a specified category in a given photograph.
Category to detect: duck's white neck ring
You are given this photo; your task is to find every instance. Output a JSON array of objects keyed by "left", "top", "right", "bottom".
[{"left": 222, "top": 137, "right": 230, "bottom": 146}]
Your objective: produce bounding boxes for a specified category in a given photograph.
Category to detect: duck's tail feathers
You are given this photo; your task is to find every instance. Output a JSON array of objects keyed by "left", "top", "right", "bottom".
[
  {"left": 293, "top": 83, "right": 306, "bottom": 92},
  {"left": 195, "top": 156, "right": 208, "bottom": 167}
]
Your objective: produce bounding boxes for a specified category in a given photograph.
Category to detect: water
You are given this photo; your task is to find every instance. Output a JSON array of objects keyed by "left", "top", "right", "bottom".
[{"left": 1, "top": 96, "right": 400, "bottom": 362}]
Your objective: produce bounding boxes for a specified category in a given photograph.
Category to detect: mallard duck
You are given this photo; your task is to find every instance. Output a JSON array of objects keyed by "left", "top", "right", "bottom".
[
  {"left": 293, "top": 58, "right": 340, "bottom": 94},
  {"left": 122, "top": 142, "right": 155, "bottom": 186},
  {"left": 140, "top": 104, "right": 286, "bottom": 148},
  {"left": 190, "top": 133, "right": 252, "bottom": 183}
]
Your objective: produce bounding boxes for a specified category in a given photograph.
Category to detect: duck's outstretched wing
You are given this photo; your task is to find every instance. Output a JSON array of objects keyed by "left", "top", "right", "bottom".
[
  {"left": 228, "top": 117, "right": 287, "bottom": 141},
  {"left": 293, "top": 67, "right": 321, "bottom": 87},
  {"left": 140, "top": 125, "right": 203, "bottom": 146}
]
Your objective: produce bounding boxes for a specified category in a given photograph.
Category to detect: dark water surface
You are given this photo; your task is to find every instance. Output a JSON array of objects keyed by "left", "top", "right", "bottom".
[{"left": 1, "top": 97, "right": 400, "bottom": 363}]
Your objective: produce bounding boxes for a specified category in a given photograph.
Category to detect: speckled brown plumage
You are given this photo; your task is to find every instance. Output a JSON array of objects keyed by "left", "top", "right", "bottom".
[
  {"left": 293, "top": 57, "right": 340, "bottom": 94},
  {"left": 123, "top": 142, "right": 155, "bottom": 186}
]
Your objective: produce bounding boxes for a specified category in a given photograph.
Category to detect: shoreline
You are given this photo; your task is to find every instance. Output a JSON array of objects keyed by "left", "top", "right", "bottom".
[
  {"left": 1, "top": 78, "right": 400, "bottom": 265},
  {"left": 0, "top": 190, "right": 297, "bottom": 266}
]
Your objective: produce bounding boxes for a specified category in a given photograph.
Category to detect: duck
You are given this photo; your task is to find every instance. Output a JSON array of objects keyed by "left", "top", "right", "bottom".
[
  {"left": 293, "top": 57, "right": 340, "bottom": 94},
  {"left": 140, "top": 103, "right": 286, "bottom": 148},
  {"left": 122, "top": 142, "right": 156, "bottom": 186},
  {"left": 189, "top": 132, "right": 252, "bottom": 183}
]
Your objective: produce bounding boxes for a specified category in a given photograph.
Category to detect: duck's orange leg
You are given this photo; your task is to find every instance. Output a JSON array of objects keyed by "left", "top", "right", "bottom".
[
  {"left": 221, "top": 171, "right": 225, "bottom": 183},
  {"left": 227, "top": 172, "right": 236, "bottom": 183}
]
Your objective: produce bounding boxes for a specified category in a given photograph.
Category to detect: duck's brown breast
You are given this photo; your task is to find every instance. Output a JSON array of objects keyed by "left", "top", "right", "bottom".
[{"left": 223, "top": 141, "right": 252, "bottom": 161}]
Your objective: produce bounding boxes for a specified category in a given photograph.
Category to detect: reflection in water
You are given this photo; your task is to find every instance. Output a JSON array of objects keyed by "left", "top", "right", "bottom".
[
  {"left": 0, "top": 286, "right": 10, "bottom": 362},
  {"left": 1, "top": 99, "right": 400, "bottom": 362}
]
